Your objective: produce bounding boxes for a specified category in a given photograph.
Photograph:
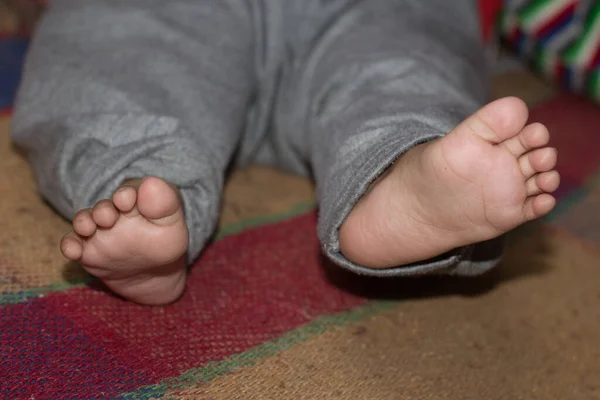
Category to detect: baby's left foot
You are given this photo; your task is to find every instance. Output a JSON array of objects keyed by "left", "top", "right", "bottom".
[
  {"left": 60, "top": 177, "right": 189, "bottom": 305},
  {"left": 339, "top": 97, "right": 559, "bottom": 268}
]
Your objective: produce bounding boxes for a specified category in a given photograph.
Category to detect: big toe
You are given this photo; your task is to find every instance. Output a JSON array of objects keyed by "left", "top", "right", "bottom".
[
  {"left": 457, "top": 96, "right": 529, "bottom": 144},
  {"left": 136, "top": 177, "right": 183, "bottom": 223}
]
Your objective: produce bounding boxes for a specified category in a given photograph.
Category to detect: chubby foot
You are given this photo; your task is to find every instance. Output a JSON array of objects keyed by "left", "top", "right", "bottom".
[
  {"left": 61, "top": 177, "right": 189, "bottom": 305},
  {"left": 340, "top": 97, "right": 559, "bottom": 268}
]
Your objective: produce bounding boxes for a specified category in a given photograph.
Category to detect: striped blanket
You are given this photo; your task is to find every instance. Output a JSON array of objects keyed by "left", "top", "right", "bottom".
[{"left": 498, "top": 0, "right": 600, "bottom": 102}]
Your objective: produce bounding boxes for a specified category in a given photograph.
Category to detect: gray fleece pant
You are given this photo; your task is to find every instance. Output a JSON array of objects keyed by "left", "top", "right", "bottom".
[{"left": 11, "top": 0, "right": 504, "bottom": 277}]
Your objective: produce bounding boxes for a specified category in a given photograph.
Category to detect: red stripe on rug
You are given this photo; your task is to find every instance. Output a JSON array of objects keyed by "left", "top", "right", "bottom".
[
  {"left": 534, "top": 2, "right": 578, "bottom": 39},
  {"left": 589, "top": 46, "right": 600, "bottom": 69},
  {"left": 479, "top": 0, "right": 503, "bottom": 42},
  {"left": 1, "top": 212, "right": 366, "bottom": 397},
  {"left": 0, "top": 298, "right": 159, "bottom": 398}
]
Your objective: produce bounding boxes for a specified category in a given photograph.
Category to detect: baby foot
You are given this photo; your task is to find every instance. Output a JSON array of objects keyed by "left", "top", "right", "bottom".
[
  {"left": 339, "top": 97, "right": 559, "bottom": 268},
  {"left": 60, "top": 177, "right": 189, "bottom": 305}
]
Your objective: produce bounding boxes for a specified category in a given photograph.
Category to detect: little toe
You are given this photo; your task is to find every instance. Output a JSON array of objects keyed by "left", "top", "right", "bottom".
[
  {"left": 113, "top": 185, "right": 138, "bottom": 213},
  {"left": 502, "top": 122, "right": 550, "bottom": 157},
  {"left": 519, "top": 147, "right": 558, "bottom": 178},
  {"left": 92, "top": 200, "right": 120, "bottom": 228},
  {"left": 523, "top": 194, "right": 556, "bottom": 221},
  {"left": 73, "top": 209, "right": 96, "bottom": 236},
  {"left": 61, "top": 231, "right": 84, "bottom": 261}
]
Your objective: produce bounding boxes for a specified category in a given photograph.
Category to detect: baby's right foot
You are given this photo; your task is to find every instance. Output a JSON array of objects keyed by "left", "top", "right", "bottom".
[
  {"left": 340, "top": 97, "right": 559, "bottom": 269},
  {"left": 60, "top": 177, "right": 189, "bottom": 305}
]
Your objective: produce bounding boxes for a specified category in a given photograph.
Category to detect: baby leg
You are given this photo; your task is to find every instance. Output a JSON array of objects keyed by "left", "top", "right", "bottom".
[
  {"left": 12, "top": 0, "right": 256, "bottom": 304},
  {"left": 278, "top": 0, "right": 558, "bottom": 275}
]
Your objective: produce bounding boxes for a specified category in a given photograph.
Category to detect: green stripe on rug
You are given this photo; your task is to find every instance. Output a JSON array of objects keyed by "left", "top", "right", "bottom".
[
  {"left": 562, "top": 1, "right": 600, "bottom": 62},
  {"left": 118, "top": 300, "right": 397, "bottom": 399},
  {"left": 0, "top": 201, "right": 316, "bottom": 306},
  {"left": 534, "top": 45, "right": 551, "bottom": 76},
  {"left": 214, "top": 202, "right": 315, "bottom": 240},
  {"left": 519, "top": 0, "right": 555, "bottom": 22},
  {"left": 0, "top": 281, "right": 88, "bottom": 305},
  {"left": 586, "top": 69, "right": 600, "bottom": 100}
]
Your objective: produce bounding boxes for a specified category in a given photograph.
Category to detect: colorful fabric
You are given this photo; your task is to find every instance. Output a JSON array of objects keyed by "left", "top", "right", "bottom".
[{"left": 498, "top": 0, "right": 600, "bottom": 103}]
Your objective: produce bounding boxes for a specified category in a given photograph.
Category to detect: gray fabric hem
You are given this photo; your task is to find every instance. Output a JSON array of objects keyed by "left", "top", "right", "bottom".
[
  {"left": 451, "top": 256, "right": 503, "bottom": 276},
  {"left": 450, "top": 237, "right": 506, "bottom": 276}
]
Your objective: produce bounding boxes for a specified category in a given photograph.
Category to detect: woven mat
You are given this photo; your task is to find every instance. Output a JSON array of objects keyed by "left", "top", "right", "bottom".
[{"left": 2, "top": 3, "right": 600, "bottom": 399}]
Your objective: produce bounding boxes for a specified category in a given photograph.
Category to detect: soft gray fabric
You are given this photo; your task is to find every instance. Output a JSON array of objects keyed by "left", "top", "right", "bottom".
[{"left": 12, "top": 0, "right": 502, "bottom": 276}]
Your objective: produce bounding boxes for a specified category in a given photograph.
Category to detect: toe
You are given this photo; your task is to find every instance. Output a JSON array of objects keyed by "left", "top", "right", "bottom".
[
  {"left": 113, "top": 185, "right": 138, "bottom": 213},
  {"left": 526, "top": 171, "right": 560, "bottom": 196},
  {"left": 92, "top": 200, "right": 120, "bottom": 228},
  {"left": 523, "top": 194, "right": 556, "bottom": 221},
  {"left": 502, "top": 122, "right": 550, "bottom": 157},
  {"left": 519, "top": 147, "right": 558, "bottom": 178},
  {"left": 137, "top": 177, "right": 183, "bottom": 224},
  {"left": 73, "top": 209, "right": 96, "bottom": 236},
  {"left": 61, "top": 231, "right": 84, "bottom": 261},
  {"left": 460, "top": 97, "right": 529, "bottom": 144}
]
